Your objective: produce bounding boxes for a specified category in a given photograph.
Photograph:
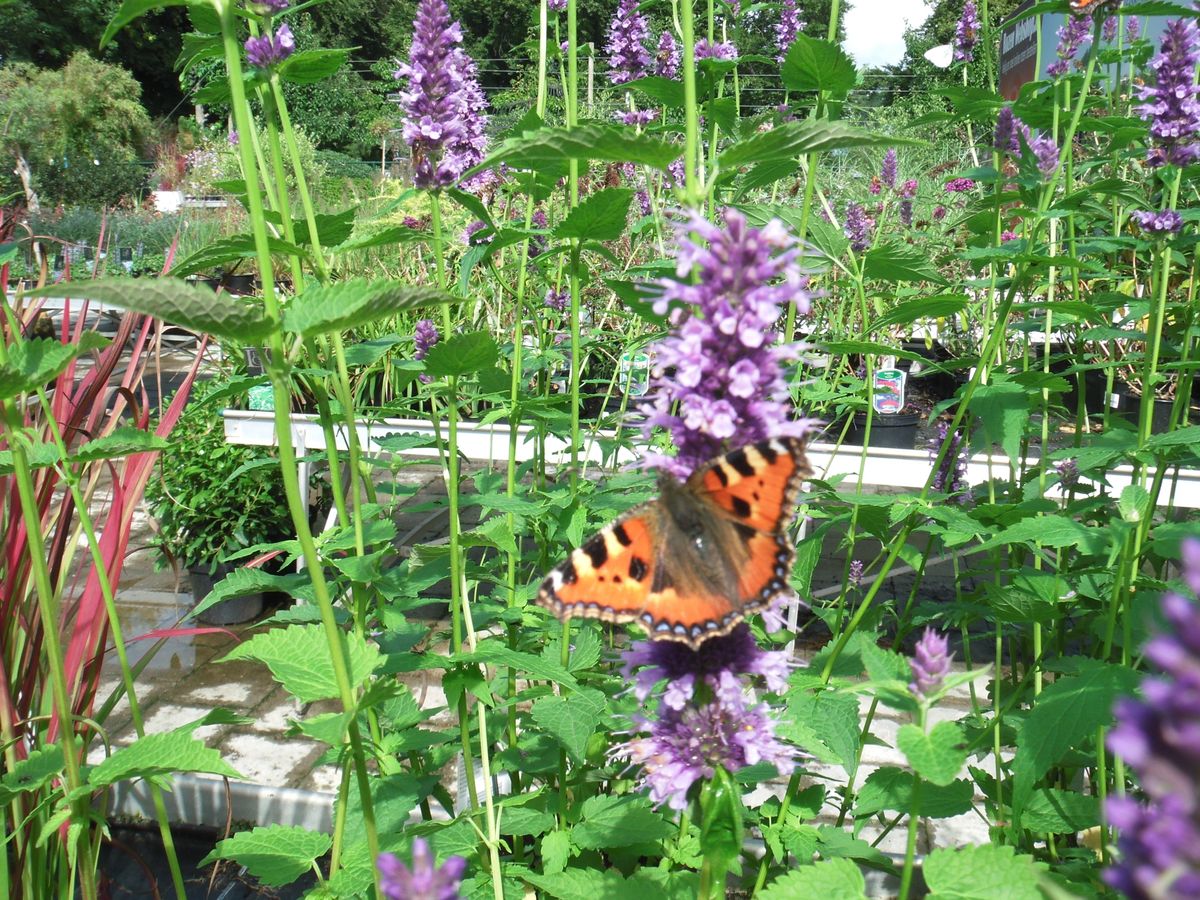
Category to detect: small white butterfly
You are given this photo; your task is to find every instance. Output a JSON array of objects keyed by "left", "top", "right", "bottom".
[{"left": 924, "top": 44, "right": 954, "bottom": 69}]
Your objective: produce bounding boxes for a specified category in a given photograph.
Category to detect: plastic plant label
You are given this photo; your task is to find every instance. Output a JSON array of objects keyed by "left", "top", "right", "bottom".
[
  {"left": 619, "top": 349, "right": 652, "bottom": 397},
  {"left": 872, "top": 368, "right": 906, "bottom": 414},
  {"left": 248, "top": 384, "right": 275, "bottom": 411}
]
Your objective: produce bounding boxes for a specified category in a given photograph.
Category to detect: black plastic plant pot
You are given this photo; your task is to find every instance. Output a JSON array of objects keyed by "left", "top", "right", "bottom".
[
  {"left": 846, "top": 412, "right": 920, "bottom": 449},
  {"left": 1110, "top": 386, "right": 1191, "bottom": 433},
  {"left": 188, "top": 562, "right": 264, "bottom": 625},
  {"left": 220, "top": 273, "right": 256, "bottom": 295}
]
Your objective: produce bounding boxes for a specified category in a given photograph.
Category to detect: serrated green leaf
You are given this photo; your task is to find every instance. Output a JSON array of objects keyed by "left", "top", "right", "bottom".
[
  {"left": 530, "top": 689, "right": 604, "bottom": 763},
  {"left": 469, "top": 125, "right": 679, "bottom": 175},
  {"left": 282, "top": 280, "right": 448, "bottom": 337},
  {"left": 200, "top": 825, "right": 331, "bottom": 887},
  {"left": 540, "top": 830, "right": 572, "bottom": 874},
  {"left": 0, "top": 743, "right": 69, "bottom": 804},
  {"left": 72, "top": 427, "right": 168, "bottom": 462},
  {"left": 554, "top": 189, "right": 634, "bottom": 242},
  {"left": 624, "top": 75, "right": 685, "bottom": 107},
  {"left": 863, "top": 242, "right": 948, "bottom": 284},
  {"left": 719, "top": 120, "right": 916, "bottom": 170},
  {"left": 88, "top": 730, "right": 241, "bottom": 787},
  {"left": 1012, "top": 661, "right": 1138, "bottom": 821},
  {"left": 1119, "top": 484, "right": 1150, "bottom": 523},
  {"left": 781, "top": 34, "right": 857, "bottom": 98},
  {"left": 780, "top": 686, "right": 861, "bottom": 772},
  {"left": 854, "top": 768, "right": 974, "bottom": 819},
  {"left": 0, "top": 333, "right": 110, "bottom": 399},
  {"left": 971, "top": 381, "right": 1030, "bottom": 464},
  {"left": 923, "top": 844, "right": 1047, "bottom": 899},
  {"left": 190, "top": 568, "right": 312, "bottom": 619},
  {"left": 102, "top": 0, "right": 191, "bottom": 47},
  {"left": 976, "top": 515, "right": 1108, "bottom": 555},
  {"left": 869, "top": 295, "right": 968, "bottom": 334},
  {"left": 572, "top": 794, "right": 673, "bottom": 850},
  {"left": 221, "top": 624, "right": 381, "bottom": 702},
  {"left": 23, "top": 280, "right": 272, "bottom": 342},
  {"left": 333, "top": 226, "right": 426, "bottom": 253},
  {"left": 759, "top": 858, "right": 867, "bottom": 899},
  {"left": 278, "top": 48, "right": 349, "bottom": 84},
  {"left": 1022, "top": 788, "right": 1100, "bottom": 833},
  {"left": 169, "top": 234, "right": 308, "bottom": 278},
  {"left": 897, "top": 722, "right": 967, "bottom": 786},
  {"left": 423, "top": 331, "right": 499, "bottom": 379},
  {"left": 500, "top": 806, "right": 555, "bottom": 837}
]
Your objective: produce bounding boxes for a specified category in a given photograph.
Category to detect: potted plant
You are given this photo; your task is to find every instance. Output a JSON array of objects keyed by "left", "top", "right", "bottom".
[{"left": 145, "top": 378, "right": 290, "bottom": 624}]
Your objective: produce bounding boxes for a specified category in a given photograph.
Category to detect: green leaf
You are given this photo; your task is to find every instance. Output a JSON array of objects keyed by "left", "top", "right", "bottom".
[
  {"left": 221, "top": 624, "right": 381, "bottom": 703},
  {"left": 169, "top": 234, "right": 308, "bottom": 278},
  {"left": 869, "top": 295, "right": 968, "bottom": 334},
  {"left": 719, "top": 120, "right": 914, "bottom": 170},
  {"left": 282, "top": 280, "right": 448, "bottom": 336},
  {"left": 1119, "top": 484, "right": 1150, "bottom": 523},
  {"left": 88, "top": 730, "right": 241, "bottom": 786},
  {"left": 333, "top": 226, "right": 426, "bottom": 253},
  {"left": 540, "top": 830, "right": 572, "bottom": 874},
  {"left": 470, "top": 125, "right": 679, "bottom": 175},
  {"left": 572, "top": 794, "right": 673, "bottom": 850},
  {"left": 972, "top": 381, "right": 1030, "bottom": 464},
  {"left": 0, "top": 743, "right": 69, "bottom": 804},
  {"left": 923, "top": 845, "right": 1047, "bottom": 899},
  {"left": 854, "top": 768, "right": 974, "bottom": 819},
  {"left": 102, "top": 0, "right": 191, "bottom": 47},
  {"left": 499, "top": 805, "right": 555, "bottom": 837},
  {"left": 624, "top": 75, "right": 685, "bottom": 107},
  {"left": 200, "top": 826, "right": 331, "bottom": 887},
  {"left": 781, "top": 34, "right": 858, "bottom": 98},
  {"left": 278, "top": 48, "right": 349, "bottom": 84},
  {"left": 759, "top": 858, "right": 867, "bottom": 899},
  {"left": 1143, "top": 423, "right": 1200, "bottom": 450},
  {"left": 698, "top": 769, "right": 743, "bottom": 881},
  {"left": 423, "top": 331, "right": 499, "bottom": 379},
  {"left": 1022, "top": 788, "right": 1100, "bottom": 834},
  {"left": 291, "top": 210, "right": 356, "bottom": 247},
  {"left": 863, "top": 242, "right": 948, "bottom": 284},
  {"left": 0, "top": 333, "right": 110, "bottom": 399},
  {"left": 780, "top": 685, "right": 861, "bottom": 773},
  {"left": 73, "top": 427, "right": 168, "bottom": 462},
  {"left": 1012, "top": 662, "right": 1138, "bottom": 820},
  {"left": 554, "top": 189, "right": 634, "bottom": 242},
  {"left": 896, "top": 722, "right": 967, "bottom": 786},
  {"left": 522, "top": 868, "right": 628, "bottom": 900},
  {"left": 175, "top": 31, "right": 222, "bottom": 76},
  {"left": 190, "top": 568, "right": 312, "bottom": 619},
  {"left": 976, "top": 515, "right": 1108, "bottom": 556},
  {"left": 22, "top": 280, "right": 272, "bottom": 343},
  {"left": 529, "top": 689, "right": 604, "bottom": 763}
]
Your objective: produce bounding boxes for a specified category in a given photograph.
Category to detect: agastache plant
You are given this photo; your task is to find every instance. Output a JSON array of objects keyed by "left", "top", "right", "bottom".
[
  {"left": 1135, "top": 18, "right": 1200, "bottom": 168},
  {"left": 1047, "top": 13, "right": 1092, "bottom": 77},
  {"left": 606, "top": 0, "right": 652, "bottom": 85},
  {"left": 775, "top": 0, "right": 803, "bottom": 61},
  {"left": 244, "top": 23, "right": 295, "bottom": 68},
  {"left": 844, "top": 202, "right": 872, "bottom": 251},
  {"left": 1105, "top": 538, "right": 1200, "bottom": 899},
  {"left": 378, "top": 837, "right": 467, "bottom": 900},
  {"left": 656, "top": 30, "right": 681, "bottom": 78},
  {"left": 909, "top": 629, "right": 953, "bottom": 700},
  {"left": 880, "top": 148, "right": 898, "bottom": 189},
  {"left": 954, "top": 1, "right": 980, "bottom": 62}
]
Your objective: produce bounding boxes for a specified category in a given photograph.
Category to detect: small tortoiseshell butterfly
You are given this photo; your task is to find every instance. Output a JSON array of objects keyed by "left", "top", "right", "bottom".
[{"left": 537, "top": 437, "right": 811, "bottom": 648}]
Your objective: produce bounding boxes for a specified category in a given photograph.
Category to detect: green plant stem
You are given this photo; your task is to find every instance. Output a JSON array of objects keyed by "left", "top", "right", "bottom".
[
  {"left": 679, "top": 0, "right": 701, "bottom": 207},
  {"left": 898, "top": 708, "right": 926, "bottom": 900}
]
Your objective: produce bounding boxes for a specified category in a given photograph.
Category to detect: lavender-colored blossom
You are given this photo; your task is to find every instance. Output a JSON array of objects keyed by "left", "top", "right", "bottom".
[
  {"left": 929, "top": 420, "right": 968, "bottom": 501},
  {"left": 994, "top": 106, "right": 1027, "bottom": 153},
  {"left": 244, "top": 23, "right": 295, "bottom": 68},
  {"left": 414, "top": 318, "right": 440, "bottom": 359},
  {"left": 775, "top": 0, "right": 803, "bottom": 61},
  {"left": 1132, "top": 209, "right": 1185, "bottom": 236},
  {"left": 933, "top": 205, "right": 947, "bottom": 221},
  {"left": 868, "top": 177, "right": 883, "bottom": 196},
  {"left": 640, "top": 209, "right": 813, "bottom": 478},
  {"left": 954, "top": 1, "right": 980, "bottom": 62},
  {"left": 617, "top": 107, "right": 659, "bottom": 126},
  {"left": 402, "top": 215, "right": 424, "bottom": 230},
  {"left": 1127, "top": 16, "right": 1141, "bottom": 43},
  {"left": 256, "top": 0, "right": 289, "bottom": 10},
  {"left": 462, "top": 219, "right": 490, "bottom": 245},
  {"left": 1047, "top": 13, "right": 1092, "bottom": 77},
  {"left": 945, "top": 177, "right": 976, "bottom": 192},
  {"left": 1105, "top": 538, "right": 1200, "bottom": 899},
  {"left": 545, "top": 287, "right": 569, "bottom": 312},
  {"left": 1029, "top": 133, "right": 1060, "bottom": 176},
  {"left": 695, "top": 39, "right": 738, "bottom": 61},
  {"left": 606, "top": 0, "right": 652, "bottom": 85},
  {"left": 547, "top": 0, "right": 567, "bottom": 10},
  {"left": 848, "top": 559, "right": 864, "bottom": 587},
  {"left": 656, "top": 30, "right": 680, "bottom": 78},
  {"left": 900, "top": 178, "right": 919, "bottom": 199},
  {"left": 844, "top": 202, "right": 871, "bottom": 251},
  {"left": 1001, "top": 229, "right": 1019, "bottom": 242},
  {"left": 378, "top": 837, "right": 466, "bottom": 900},
  {"left": 909, "top": 628, "right": 954, "bottom": 700},
  {"left": 881, "top": 148, "right": 898, "bottom": 189},
  {"left": 394, "top": 0, "right": 489, "bottom": 190},
  {"left": 899, "top": 199, "right": 913, "bottom": 227},
  {"left": 227, "top": 130, "right": 239, "bottom": 146},
  {"left": 1055, "top": 457, "right": 1079, "bottom": 488},
  {"left": 1103, "top": 15, "right": 1118, "bottom": 43},
  {"left": 1135, "top": 18, "right": 1200, "bottom": 168},
  {"left": 637, "top": 189, "right": 652, "bottom": 216}
]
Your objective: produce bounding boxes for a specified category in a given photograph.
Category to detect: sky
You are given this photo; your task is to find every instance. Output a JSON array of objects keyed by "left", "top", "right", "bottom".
[{"left": 843, "top": 0, "right": 934, "bottom": 67}]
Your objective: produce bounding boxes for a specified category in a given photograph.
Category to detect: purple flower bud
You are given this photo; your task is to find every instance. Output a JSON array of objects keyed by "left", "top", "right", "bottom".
[
  {"left": 1001, "top": 229, "right": 1018, "bottom": 242},
  {"left": 616, "top": 107, "right": 658, "bottom": 126},
  {"left": 1103, "top": 15, "right": 1118, "bottom": 43},
  {"left": 899, "top": 199, "right": 913, "bottom": 227},
  {"left": 378, "top": 837, "right": 466, "bottom": 900},
  {"left": 547, "top": 0, "right": 567, "bottom": 10},
  {"left": 900, "top": 178, "right": 919, "bottom": 199},
  {"left": 1055, "top": 457, "right": 1079, "bottom": 487},
  {"left": 1029, "top": 133, "right": 1060, "bottom": 176},
  {"left": 257, "top": 0, "right": 290, "bottom": 11},
  {"left": 844, "top": 202, "right": 871, "bottom": 251},
  {"left": 656, "top": 30, "right": 680, "bottom": 78},
  {"left": 929, "top": 420, "right": 969, "bottom": 501},
  {"left": 1132, "top": 209, "right": 1184, "bottom": 236},
  {"left": 606, "top": 0, "right": 652, "bottom": 85},
  {"left": 775, "top": 0, "right": 804, "bottom": 61},
  {"left": 462, "top": 219, "right": 490, "bottom": 245},
  {"left": 848, "top": 559, "right": 864, "bottom": 587},
  {"left": 1048, "top": 13, "right": 1093, "bottom": 78},
  {"left": 545, "top": 288, "right": 569, "bottom": 312},
  {"left": 1135, "top": 18, "right": 1200, "bottom": 168},
  {"left": 945, "top": 177, "right": 976, "bottom": 192},
  {"left": 413, "top": 318, "right": 440, "bottom": 360},
  {"left": 245, "top": 23, "right": 295, "bottom": 68},
  {"left": 881, "top": 148, "right": 898, "bottom": 189},
  {"left": 868, "top": 177, "right": 882, "bottom": 196},
  {"left": 1127, "top": 15, "right": 1141, "bottom": 42},
  {"left": 695, "top": 39, "right": 738, "bottom": 61},
  {"left": 909, "top": 628, "right": 954, "bottom": 700},
  {"left": 954, "top": 1, "right": 980, "bottom": 62},
  {"left": 933, "top": 204, "right": 947, "bottom": 221},
  {"left": 994, "top": 106, "right": 1027, "bottom": 153},
  {"left": 227, "top": 130, "right": 239, "bottom": 146}
]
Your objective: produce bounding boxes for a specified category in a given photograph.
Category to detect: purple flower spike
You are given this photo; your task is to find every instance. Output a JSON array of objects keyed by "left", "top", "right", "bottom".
[
  {"left": 929, "top": 420, "right": 969, "bottom": 501},
  {"left": 1127, "top": 16, "right": 1141, "bottom": 43},
  {"left": 1029, "top": 133, "right": 1059, "bottom": 177},
  {"left": 1055, "top": 457, "right": 1079, "bottom": 487},
  {"left": 900, "top": 178, "right": 918, "bottom": 198},
  {"left": 775, "top": 0, "right": 804, "bottom": 61},
  {"left": 994, "top": 106, "right": 1028, "bottom": 153},
  {"left": 656, "top": 30, "right": 680, "bottom": 78},
  {"left": 945, "top": 177, "right": 976, "bottom": 192},
  {"left": 881, "top": 148, "right": 898, "bottom": 189},
  {"left": 695, "top": 39, "right": 738, "bottom": 61},
  {"left": 1136, "top": 18, "right": 1200, "bottom": 168},
  {"left": 909, "top": 629, "right": 954, "bottom": 700},
  {"left": 1104, "top": 540, "right": 1200, "bottom": 898},
  {"left": 954, "top": 1, "right": 980, "bottom": 62},
  {"left": 1132, "top": 209, "right": 1184, "bottom": 236},
  {"left": 848, "top": 559, "right": 864, "bottom": 587},
  {"left": 1047, "top": 13, "right": 1092, "bottom": 77},
  {"left": 1103, "top": 15, "right": 1118, "bottom": 43},
  {"left": 844, "top": 202, "right": 871, "bottom": 251},
  {"left": 414, "top": 318, "right": 440, "bottom": 360},
  {"left": 640, "top": 208, "right": 813, "bottom": 478},
  {"left": 378, "top": 837, "right": 467, "bottom": 900},
  {"left": 545, "top": 287, "right": 569, "bottom": 312},
  {"left": 394, "top": 0, "right": 489, "bottom": 190},
  {"left": 617, "top": 108, "right": 658, "bottom": 126},
  {"left": 245, "top": 23, "right": 295, "bottom": 68},
  {"left": 606, "top": 0, "right": 652, "bottom": 85},
  {"left": 1001, "top": 229, "right": 1018, "bottom": 242},
  {"left": 548, "top": 0, "right": 567, "bottom": 11},
  {"left": 899, "top": 199, "right": 914, "bottom": 227}
]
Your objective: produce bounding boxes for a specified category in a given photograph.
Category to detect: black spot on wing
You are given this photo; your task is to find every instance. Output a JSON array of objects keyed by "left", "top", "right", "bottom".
[
  {"left": 629, "top": 556, "right": 649, "bottom": 582},
  {"left": 583, "top": 536, "right": 608, "bottom": 569},
  {"left": 711, "top": 465, "right": 729, "bottom": 487},
  {"left": 612, "top": 523, "right": 633, "bottom": 547},
  {"left": 727, "top": 448, "right": 756, "bottom": 478},
  {"left": 732, "top": 520, "right": 757, "bottom": 541},
  {"left": 758, "top": 442, "right": 778, "bottom": 464},
  {"left": 560, "top": 558, "right": 578, "bottom": 585},
  {"left": 731, "top": 496, "right": 752, "bottom": 518},
  {"left": 651, "top": 566, "right": 674, "bottom": 592}
]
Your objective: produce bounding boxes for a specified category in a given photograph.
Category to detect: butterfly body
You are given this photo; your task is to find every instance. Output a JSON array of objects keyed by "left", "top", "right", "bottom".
[{"left": 537, "top": 437, "right": 811, "bottom": 649}]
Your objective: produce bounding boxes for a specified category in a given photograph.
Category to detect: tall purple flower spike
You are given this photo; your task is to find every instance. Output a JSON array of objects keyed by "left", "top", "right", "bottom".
[
  {"left": 378, "top": 837, "right": 467, "bottom": 900},
  {"left": 954, "top": 1, "right": 980, "bottom": 62},
  {"left": 656, "top": 30, "right": 680, "bottom": 79},
  {"left": 844, "top": 202, "right": 871, "bottom": 251},
  {"left": 909, "top": 629, "right": 953, "bottom": 700},
  {"left": 640, "top": 208, "right": 814, "bottom": 478},
  {"left": 775, "top": 0, "right": 804, "bottom": 61},
  {"left": 1135, "top": 18, "right": 1200, "bottom": 168},
  {"left": 880, "top": 148, "right": 898, "bottom": 189},
  {"left": 929, "top": 420, "right": 969, "bottom": 502},
  {"left": 1132, "top": 209, "right": 1184, "bottom": 236},
  {"left": 394, "top": 0, "right": 489, "bottom": 190},
  {"left": 1047, "top": 12, "right": 1092, "bottom": 77},
  {"left": 1105, "top": 537, "right": 1200, "bottom": 899},
  {"left": 606, "top": 0, "right": 652, "bottom": 85}
]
